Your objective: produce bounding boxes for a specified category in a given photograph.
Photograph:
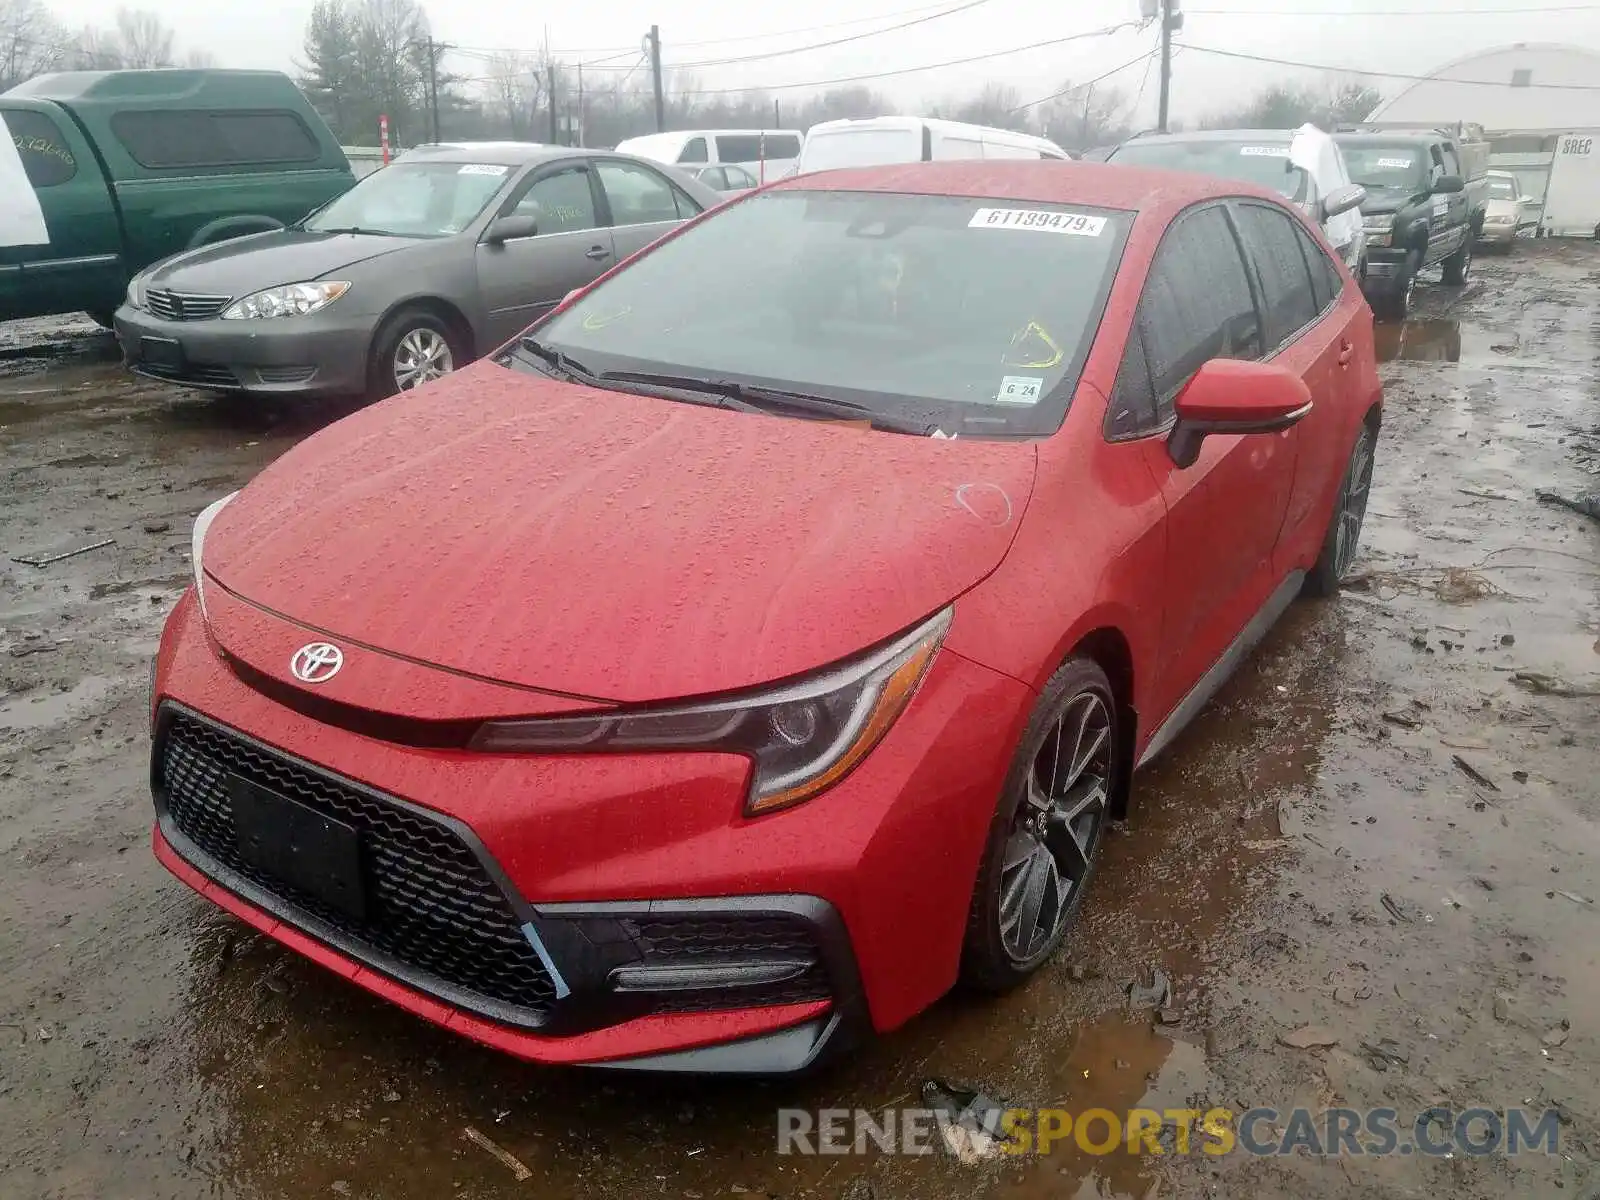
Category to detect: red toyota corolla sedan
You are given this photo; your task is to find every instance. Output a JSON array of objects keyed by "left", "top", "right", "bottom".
[{"left": 150, "top": 161, "right": 1381, "bottom": 1073}]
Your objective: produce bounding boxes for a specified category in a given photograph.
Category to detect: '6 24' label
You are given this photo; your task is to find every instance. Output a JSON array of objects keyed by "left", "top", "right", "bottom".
[{"left": 969, "top": 208, "right": 1106, "bottom": 236}]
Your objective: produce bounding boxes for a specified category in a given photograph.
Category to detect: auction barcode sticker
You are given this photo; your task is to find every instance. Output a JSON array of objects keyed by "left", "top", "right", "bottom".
[
  {"left": 458, "top": 163, "right": 509, "bottom": 176},
  {"left": 969, "top": 208, "right": 1106, "bottom": 236},
  {"left": 1240, "top": 145, "right": 1290, "bottom": 157}
]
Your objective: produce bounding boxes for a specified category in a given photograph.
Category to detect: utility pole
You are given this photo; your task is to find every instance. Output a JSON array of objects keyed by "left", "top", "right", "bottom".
[
  {"left": 576, "top": 62, "right": 584, "bottom": 146},
  {"left": 425, "top": 37, "right": 441, "bottom": 142},
  {"left": 548, "top": 61, "right": 558, "bottom": 143},
  {"left": 647, "top": 25, "right": 665, "bottom": 132},
  {"left": 1156, "top": 0, "right": 1182, "bottom": 133},
  {"left": 774, "top": 99, "right": 780, "bottom": 127}
]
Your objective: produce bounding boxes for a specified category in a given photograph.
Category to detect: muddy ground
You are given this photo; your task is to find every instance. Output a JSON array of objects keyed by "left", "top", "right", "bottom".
[{"left": 2, "top": 244, "right": 1598, "bottom": 1200}]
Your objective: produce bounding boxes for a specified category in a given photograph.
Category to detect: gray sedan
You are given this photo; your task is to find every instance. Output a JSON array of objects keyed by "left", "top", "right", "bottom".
[{"left": 112, "top": 143, "right": 722, "bottom": 399}]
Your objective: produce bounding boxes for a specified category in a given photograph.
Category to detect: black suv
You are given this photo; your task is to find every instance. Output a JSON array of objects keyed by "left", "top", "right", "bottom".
[{"left": 1334, "top": 132, "right": 1481, "bottom": 319}]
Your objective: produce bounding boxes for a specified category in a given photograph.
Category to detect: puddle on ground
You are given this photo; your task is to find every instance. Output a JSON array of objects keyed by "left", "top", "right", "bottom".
[
  {"left": 1376, "top": 319, "right": 1463, "bottom": 364},
  {"left": 0, "top": 675, "right": 114, "bottom": 733}
]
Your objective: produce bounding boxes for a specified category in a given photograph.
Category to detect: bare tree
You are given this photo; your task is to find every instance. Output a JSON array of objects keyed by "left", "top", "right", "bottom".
[
  {"left": 1039, "top": 82, "right": 1133, "bottom": 153},
  {"left": 0, "top": 0, "right": 67, "bottom": 89},
  {"left": 111, "top": 8, "right": 174, "bottom": 68},
  {"left": 941, "top": 82, "right": 1027, "bottom": 132},
  {"left": 484, "top": 50, "right": 546, "bottom": 141}
]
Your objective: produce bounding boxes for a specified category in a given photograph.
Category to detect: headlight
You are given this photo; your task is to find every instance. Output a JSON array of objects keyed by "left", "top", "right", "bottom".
[
  {"left": 1487, "top": 214, "right": 1513, "bottom": 225},
  {"left": 472, "top": 607, "right": 953, "bottom": 815},
  {"left": 1362, "top": 214, "right": 1394, "bottom": 232},
  {"left": 125, "top": 275, "right": 145, "bottom": 310},
  {"left": 191, "top": 491, "right": 238, "bottom": 619},
  {"left": 221, "top": 281, "right": 350, "bottom": 320}
]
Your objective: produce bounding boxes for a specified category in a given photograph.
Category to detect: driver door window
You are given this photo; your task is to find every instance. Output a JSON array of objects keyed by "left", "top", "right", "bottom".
[{"left": 507, "top": 166, "right": 599, "bottom": 235}]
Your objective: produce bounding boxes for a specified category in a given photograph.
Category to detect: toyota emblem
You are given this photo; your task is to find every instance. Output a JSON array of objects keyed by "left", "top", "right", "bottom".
[{"left": 289, "top": 642, "right": 344, "bottom": 684}]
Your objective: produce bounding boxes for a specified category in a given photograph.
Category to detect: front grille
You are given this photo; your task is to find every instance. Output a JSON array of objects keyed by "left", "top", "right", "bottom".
[
  {"left": 158, "top": 713, "right": 558, "bottom": 1020},
  {"left": 253, "top": 365, "right": 316, "bottom": 384},
  {"left": 145, "top": 289, "right": 231, "bottom": 321},
  {"left": 625, "top": 913, "right": 832, "bottom": 1013},
  {"left": 135, "top": 362, "right": 239, "bottom": 388}
]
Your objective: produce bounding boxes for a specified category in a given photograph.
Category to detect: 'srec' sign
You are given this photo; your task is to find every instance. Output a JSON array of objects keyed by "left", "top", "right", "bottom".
[{"left": 1559, "top": 135, "right": 1593, "bottom": 156}]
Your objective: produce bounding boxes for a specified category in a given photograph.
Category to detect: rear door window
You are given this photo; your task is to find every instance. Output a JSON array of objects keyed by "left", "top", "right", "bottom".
[
  {"left": 4, "top": 108, "right": 77, "bottom": 186},
  {"left": 676, "top": 137, "right": 709, "bottom": 164},
  {"left": 1233, "top": 203, "right": 1319, "bottom": 348},
  {"left": 111, "top": 110, "right": 319, "bottom": 168},
  {"left": 1109, "top": 203, "right": 1262, "bottom": 437},
  {"left": 596, "top": 160, "right": 684, "bottom": 226},
  {"left": 715, "top": 134, "right": 766, "bottom": 162},
  {"left": 1293, "top": 220, "right": 1344, "bottom": 314}
]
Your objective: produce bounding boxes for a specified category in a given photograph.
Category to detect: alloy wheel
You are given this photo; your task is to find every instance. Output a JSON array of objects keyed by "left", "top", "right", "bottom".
[
  {"left": 393, "top": 328, "right": 454, "bottom": 390},
  {"left": 1333, "top": 428, "right": 1375, "bottom": 578},
  {"left": 999, "top": 691, "right": 1112, "bottom": 963}
]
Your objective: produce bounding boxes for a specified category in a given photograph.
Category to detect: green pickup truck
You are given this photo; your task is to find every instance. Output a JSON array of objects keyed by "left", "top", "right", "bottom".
[{"left": 1, "top": 69, "right": 354, "bottom": 326}]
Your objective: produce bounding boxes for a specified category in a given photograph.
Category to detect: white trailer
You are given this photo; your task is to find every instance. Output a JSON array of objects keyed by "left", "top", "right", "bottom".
[{"left": 1540, "top": 131, "right": 1600, "bottom": 238}]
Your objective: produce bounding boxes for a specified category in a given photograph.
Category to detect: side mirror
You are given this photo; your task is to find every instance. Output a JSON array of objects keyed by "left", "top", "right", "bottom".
[
  {"left": 1167, "top": 359, "right": 1313, "bottom": 469},
  {"left": 485, "top": 214, "right": 539, "bottom": 244},
  {"left": 1432, "top": 174, "right": 1464, "bottom": 194},
  {"left": 1320, "top": 182, "right": 1366, "bottom": 221}
]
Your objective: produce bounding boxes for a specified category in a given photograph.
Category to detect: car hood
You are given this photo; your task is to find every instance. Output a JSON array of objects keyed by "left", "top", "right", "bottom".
[
  {"left": 204, "top": 363, "right": 1038, "bottom": 705},
  {"left": 142, "top": 228, "right": 419, "bottom": 295},
  {"left": 1356, "top": 187, "right": 1423, "bottom": 216},
  {"left": 1485, "top": 197, "right": 1520, "bottom": 218}
]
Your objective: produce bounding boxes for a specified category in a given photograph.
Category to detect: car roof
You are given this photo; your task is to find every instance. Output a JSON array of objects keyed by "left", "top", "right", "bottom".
[
  {"left": 1122, "top": 128, "right": 1294, "bottom": 145},
  {"left": 400, "top": 141, "right": 570, "bottom": 166},
  {"left": 773, "top": 159, "right": 1290, "bottom": 217},
  {"left": 1333, "top": 131, "right": 1435, "bottom": 145}
]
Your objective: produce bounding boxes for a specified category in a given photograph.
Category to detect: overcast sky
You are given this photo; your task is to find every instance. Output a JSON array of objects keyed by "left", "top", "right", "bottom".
[{"left": 40, "top": 0, "right": 1600, "bottom": 125}]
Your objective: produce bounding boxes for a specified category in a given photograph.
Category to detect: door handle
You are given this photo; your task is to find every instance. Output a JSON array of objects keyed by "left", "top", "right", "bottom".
[
  {"left": 584, "top": 245, "right": 610, "bottom": 261},
  {"left": 1337, "top": 339, "right": 1354, "bottom": 366}
]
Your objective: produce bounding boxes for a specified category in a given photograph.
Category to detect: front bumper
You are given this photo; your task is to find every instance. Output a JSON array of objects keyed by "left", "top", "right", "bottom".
[
  {"left": 150, "top": 590, "right": 1030, "bottom": 1070},
  {"left": 114, "top": 304, "right": 371, "bottom": 397},
  {"left": 1358, "top": 246, "right": 1412, "bottom": 297}
]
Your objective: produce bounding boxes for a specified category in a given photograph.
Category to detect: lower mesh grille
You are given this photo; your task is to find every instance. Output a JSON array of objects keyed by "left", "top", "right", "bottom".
[
  {"left": 158, "top": 712, "right": 557, "bottom": 1020},
  {"left": 625, "top": 913, "right": 832, "bottom": 1013}
]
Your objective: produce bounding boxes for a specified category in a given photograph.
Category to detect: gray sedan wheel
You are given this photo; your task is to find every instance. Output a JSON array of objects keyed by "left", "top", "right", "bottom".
[{"left": 368, "top": 308, "right": 465, "bottom": 400}]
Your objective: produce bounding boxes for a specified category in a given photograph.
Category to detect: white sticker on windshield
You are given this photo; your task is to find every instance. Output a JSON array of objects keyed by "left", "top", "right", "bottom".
[
  {"left": 1376, "top": 157, "right": 1414, "bottom": 169},
  {"left": 1240, "top": 145, "right": 1290, "bottom": 157},
  {"left": 996, "top": 375, "right": 1043, "bottom": 405},
  {"left": 458, "top": 163, "right": 509, "bottom": 176},
  {"left": 969, "top": 208, "right": 1105, "bottom": 236}
]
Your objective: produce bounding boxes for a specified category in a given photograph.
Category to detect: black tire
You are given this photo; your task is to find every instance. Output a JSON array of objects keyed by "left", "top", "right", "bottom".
[
  {"left": 1305, "top": 420, "right": 1377, "bottom": 597},
  {"left": 1441, "top": 239, "right": 1472, "bottom": 286},
  {"left": 960, "top": 658, "right": 1119, "bottom": 992},
  {"left": 366, "top": 307, "right": 465, "bottom": 400},
  {"left": 87, "top": 309, "right": 117, "bottom": 330}
]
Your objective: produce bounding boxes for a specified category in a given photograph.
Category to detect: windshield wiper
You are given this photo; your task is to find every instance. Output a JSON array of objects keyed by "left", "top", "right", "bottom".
[
  {"left": 518, "top": 337, "right": 599, "bottom": 381},
  {"left": 600, "top": 371, "right": 937, "bottom": 435}
]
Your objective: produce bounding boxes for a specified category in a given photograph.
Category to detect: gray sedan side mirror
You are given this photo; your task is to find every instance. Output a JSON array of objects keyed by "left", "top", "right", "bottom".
[
  {"left": 1320, "top": 183, "right": 1366, "bottom": 221},
  {"left": 486, "top": 214, "right": 539, "bottom": 244}
]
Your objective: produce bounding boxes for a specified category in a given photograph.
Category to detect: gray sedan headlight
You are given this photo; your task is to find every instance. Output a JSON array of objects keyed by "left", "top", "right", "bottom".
[
  {"left": 125, "top": 274, "right": 145, "bottom": 310},
  {"left": 471, "top": 607, "right": 953, "bottom": 815},
  {"left": 221, "top": 281, "right": 350, "bottom": 320}
]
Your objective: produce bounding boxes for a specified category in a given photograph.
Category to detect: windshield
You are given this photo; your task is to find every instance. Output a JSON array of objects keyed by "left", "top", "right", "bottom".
[
  {"left": 1110, "top": 139, "right": 1308, "bottom": 201},
  {"left": 517, "top": 190, "right": 1130, "bottom": 437},
  {"left": 1488, "top": 176, "right": 1518, "bottom": 200},
  {"left": 303, "top": 161, "right": 512, "bottom": 237},
  {"left": 1339, "top": 144, "right": 1428, "bottom": 193}
]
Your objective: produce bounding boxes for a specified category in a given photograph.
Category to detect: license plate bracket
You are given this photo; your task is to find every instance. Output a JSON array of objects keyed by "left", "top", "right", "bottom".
[
  {"left": 229, "top": 775, "right": 368, "bottom": 922},
  {"left": 140, "top": 336, "right": 185, "bottom": 371}
]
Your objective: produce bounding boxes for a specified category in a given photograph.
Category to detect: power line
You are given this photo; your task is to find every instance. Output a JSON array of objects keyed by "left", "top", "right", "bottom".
[
  {"left": 677, "top": 21, "right": 1144, "bottom": 96},
  {"left": 670, "top": 0, "right": 995, "bottom": 69},
  {"left": 1010, "top": 45, "right": 1159, "bottom": 113},
  {"left": 442, "top": 0, "right": 978, "bottom": 61},
  {"left": 1183, "top": 41, "right": 1600, "bottom": 88}
]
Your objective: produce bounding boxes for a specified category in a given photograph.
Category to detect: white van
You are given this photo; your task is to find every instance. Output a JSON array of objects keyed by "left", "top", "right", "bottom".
[
  {"left": 796, "top": 117, "right": 1073, "bottom": 174},
  {"left": 613, "top": 129, "right": 803, "bottom": 184}
]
